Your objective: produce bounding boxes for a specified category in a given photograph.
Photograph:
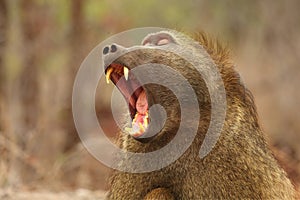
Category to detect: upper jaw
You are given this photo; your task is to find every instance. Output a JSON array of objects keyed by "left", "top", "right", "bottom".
[
  {"left": 103, "top": 44, "right": 149, "bottom": 72},
  {"left": 102, "top": 44, "right": 153, "bottom": 111}
]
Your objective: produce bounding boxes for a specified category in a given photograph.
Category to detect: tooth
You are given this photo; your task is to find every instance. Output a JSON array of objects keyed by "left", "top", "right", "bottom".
[
  {"left": 132, "top": 113, "right": 138, "bottom": 123},
  {"left": 106, "top": 68, "right": 113, "bottom": 84},
  {"left": 144, "top": 116, "right": 148, "bottom": 127},
  {"left": 139, "top": 123, "right": 145, "bottom": 132},
  {"left": 124, "top": 66, "right": 129, "bottom": 80}
]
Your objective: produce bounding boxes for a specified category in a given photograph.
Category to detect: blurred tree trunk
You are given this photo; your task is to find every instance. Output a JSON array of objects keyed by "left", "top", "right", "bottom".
[
  {"left": 0, "top": 0, "right": 9, "bottom": 185},
  {"left": 18, "top": 0, "right": 40, "bottom": 140},
  {"left": 13, "top": 0, "right": 47, "bottom": 184},
  {"left": 0, "top": 0, "right": 8, "bottom": 134},
  {"left": 63, "top": 0, "right": 85, "bottom": 152}
]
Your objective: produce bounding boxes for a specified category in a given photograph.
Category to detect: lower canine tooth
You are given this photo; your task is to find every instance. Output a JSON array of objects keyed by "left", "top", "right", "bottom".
[
  {"left": 139, "top": 123, "right": 145, "bottom": 132},
  {"left": 124, "top": 66, "right": 129, "bottom": 80}
]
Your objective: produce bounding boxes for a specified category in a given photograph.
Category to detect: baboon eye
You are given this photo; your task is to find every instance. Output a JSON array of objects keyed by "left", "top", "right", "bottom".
[{"left": 157, "top": 38, "right": 170, "bottom": 46}]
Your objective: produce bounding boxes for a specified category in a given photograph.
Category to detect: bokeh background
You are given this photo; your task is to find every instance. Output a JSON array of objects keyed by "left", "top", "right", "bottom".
[{"left": 0, "top": 0, "right": 300, "bottom": 194}]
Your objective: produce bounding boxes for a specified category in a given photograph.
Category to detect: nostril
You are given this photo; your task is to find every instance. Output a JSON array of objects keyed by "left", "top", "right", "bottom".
[
  {"left": 103, "top": 46, "right": 109, "bottom": 55},
  {"left": 111, "top": 44, "right": 117, "bottom": 53}
]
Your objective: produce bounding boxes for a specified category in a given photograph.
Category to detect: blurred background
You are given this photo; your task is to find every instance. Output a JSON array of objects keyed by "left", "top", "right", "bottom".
[{"left": 0, "top": 0, "right": 300, "bottom": 194}]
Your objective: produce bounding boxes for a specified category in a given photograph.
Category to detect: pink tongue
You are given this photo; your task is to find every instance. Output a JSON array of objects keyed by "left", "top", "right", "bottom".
[{"left": 136, "top": 90, "right": 148, "bottom": 114}]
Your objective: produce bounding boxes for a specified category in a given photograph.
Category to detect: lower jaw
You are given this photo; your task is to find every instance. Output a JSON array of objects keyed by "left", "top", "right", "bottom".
[{"left": 125, "top": 111, "right": 149, "bottom": 138}]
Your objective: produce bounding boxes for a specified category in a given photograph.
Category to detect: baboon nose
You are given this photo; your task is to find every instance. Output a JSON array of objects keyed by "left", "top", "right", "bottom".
[
  {"left": 103, "top": 43, "right": 127, "bottom": 71},
  {"left": 103, "top": 46, "right": 109, "bottom": 55},
  {"left": 110, "top": 44, "right": 117, "bottom": 52},
  {"left": 102, "top": 44, "right": 118, "bottom": 55}
]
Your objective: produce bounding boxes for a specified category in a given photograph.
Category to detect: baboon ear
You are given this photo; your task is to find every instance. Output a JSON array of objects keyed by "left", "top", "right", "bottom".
[{"left": 142, "top": 32, "right": 176, "bottom": 46}]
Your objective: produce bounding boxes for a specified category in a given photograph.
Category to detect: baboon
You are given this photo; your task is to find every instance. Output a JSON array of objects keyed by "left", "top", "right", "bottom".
[{"left": 102, "top": 30, "right": 295, "bottom": 199}]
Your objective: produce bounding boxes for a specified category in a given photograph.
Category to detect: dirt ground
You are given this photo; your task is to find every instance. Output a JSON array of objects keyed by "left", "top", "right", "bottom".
[{"left": 0, "top": 189, "right": 106, "bottom": 200}]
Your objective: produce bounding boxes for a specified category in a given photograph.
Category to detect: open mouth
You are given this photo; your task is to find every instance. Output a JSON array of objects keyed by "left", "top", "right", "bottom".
[{"left": 105, "top": 63, "right": 149, "bottom": 138}]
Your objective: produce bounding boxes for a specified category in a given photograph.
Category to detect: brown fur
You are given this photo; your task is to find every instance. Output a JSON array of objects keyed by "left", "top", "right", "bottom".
[
  {"left": 106, "top": 31, "right": 295, "bottom": 199},
  {"left": 143, "top": 188, "right": 174, "bottom": 200}
]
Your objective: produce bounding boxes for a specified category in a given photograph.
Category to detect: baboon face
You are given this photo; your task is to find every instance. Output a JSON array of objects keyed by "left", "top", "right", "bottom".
[{"left": 102, "top": 31, "right": 210, "bottom": 143}]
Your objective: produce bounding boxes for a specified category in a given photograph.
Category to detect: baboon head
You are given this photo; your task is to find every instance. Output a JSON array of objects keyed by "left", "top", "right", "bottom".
[{"left": 102, "top": 31, "right": 223, "bottom": 146}]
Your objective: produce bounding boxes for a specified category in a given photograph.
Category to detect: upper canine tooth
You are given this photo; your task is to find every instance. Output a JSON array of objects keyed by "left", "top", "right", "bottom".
[
  {"left": 124, "top": 66, "right": 129, "bottom": 80},
  {"left": 106, "top": 68, "right": 113, "bottom": 84}
]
